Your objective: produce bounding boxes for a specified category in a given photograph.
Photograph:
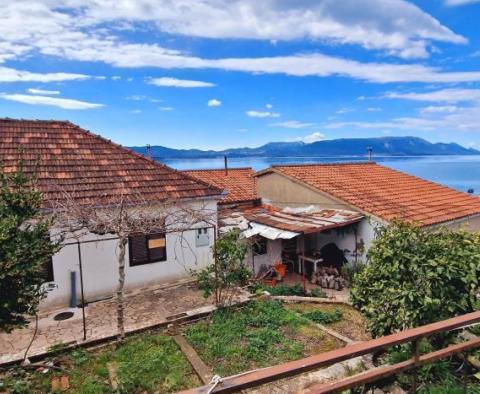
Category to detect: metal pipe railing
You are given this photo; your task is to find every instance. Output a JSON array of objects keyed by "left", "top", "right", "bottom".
[{"left": 179, "top": 310, "right": 480, "bottom": 394}]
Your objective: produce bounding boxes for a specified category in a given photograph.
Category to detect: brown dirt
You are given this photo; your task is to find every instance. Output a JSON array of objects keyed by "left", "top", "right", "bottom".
[{"left": 283, "top": 324, "right": 344, "bottom": 355}]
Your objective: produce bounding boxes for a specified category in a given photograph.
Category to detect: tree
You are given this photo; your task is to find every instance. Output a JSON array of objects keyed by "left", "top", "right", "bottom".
[
  {"left": 351, "top": 221, "right": 480, "bottom": 338},
  {"left": 0, "top": 163, "right": 60, "bottom": 332},
  {"left": 54, "top": 191, "right": 216, "bottom": 341},
  {"left": 195, "top": 229, "right": 250, "bottom": 306}
]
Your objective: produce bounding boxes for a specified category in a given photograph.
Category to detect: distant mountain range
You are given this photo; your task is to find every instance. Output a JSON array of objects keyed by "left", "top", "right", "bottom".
[{"left": 130, "top": 136, "right": 479, "bottom": 159}]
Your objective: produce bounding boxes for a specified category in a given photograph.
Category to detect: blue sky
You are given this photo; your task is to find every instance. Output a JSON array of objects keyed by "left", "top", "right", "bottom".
[{"left": 1, "top": 0, "right": 480, "bottom": 150}]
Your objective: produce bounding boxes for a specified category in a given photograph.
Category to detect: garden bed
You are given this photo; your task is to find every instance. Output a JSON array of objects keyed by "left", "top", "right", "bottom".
[
  {"left": 0, "top": 334, "right": 200, "bottom": 393},
  {"left": 183, "top": 300, "right": 344, "bottom": 376}
]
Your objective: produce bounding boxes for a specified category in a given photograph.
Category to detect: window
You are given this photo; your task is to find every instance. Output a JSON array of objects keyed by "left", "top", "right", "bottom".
[
  {"left": 42, "top": 257, "right": 54, "bottom": 283},
  {"left": 252, "top": 236, "right": 267, "bottom": 255},
  {"left": 196, "top": 228, "right": 210, "bottom": 247},
  {"left": 129, "top": 233, "right": 167, "bottom": 266}
]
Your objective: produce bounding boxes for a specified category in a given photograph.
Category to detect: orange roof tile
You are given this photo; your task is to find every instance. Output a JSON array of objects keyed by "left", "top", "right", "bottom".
[
  {"left": 0, "top": 119, "right": 223, "bottom": 207},
  {"left": 184, "top": 168, "right": 259, "bottom": 204},
  {"left": 260, "top": 162, "right": 480, "bottom": 226}
]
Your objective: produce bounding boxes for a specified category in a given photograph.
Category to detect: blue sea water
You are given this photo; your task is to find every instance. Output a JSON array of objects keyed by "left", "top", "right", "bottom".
[{"left": 163, "top": 155, "right": 480, "bottom": 195}]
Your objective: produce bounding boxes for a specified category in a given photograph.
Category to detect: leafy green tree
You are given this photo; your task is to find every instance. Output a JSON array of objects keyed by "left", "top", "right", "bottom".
[
  {"left": 195, "top": 229, "right": 250, "bottom": 306},
  {"left": 0, "top": 163, "right": 60, "bottom": 332},
  {"left": 351, "top": 221, "right": 480, "bottom": 337}
]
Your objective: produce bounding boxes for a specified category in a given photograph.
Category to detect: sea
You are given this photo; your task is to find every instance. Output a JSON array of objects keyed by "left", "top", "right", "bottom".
[{"left": 163, "top": 155, "right": 480, "bottom": 196}]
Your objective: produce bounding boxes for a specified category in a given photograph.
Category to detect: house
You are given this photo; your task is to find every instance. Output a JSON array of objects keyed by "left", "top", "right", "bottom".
[
  {"left": 186, "top": 166, "right": 364, "bottom": 284},
  {"left": 0, "top": 119, "right": 224, "bottom": 309},
  {"left": 183, "top": 167, "right": 260, "bottom": 208},
  {"left": 256, "top": 162, "right": 480, "bottom": 263}
]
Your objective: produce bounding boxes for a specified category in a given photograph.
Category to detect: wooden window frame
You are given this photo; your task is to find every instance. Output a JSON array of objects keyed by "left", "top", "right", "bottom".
[
  {"left": 128, "top": 233, "right": 167, "bottom": 266},
  {"left": 42, "top": 257, "right": 54, "bottom": 283}
]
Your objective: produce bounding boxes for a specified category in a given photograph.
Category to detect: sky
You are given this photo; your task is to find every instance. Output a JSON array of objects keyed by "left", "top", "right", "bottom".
[{"left": 1, "top": 0, "right": 480, "bottom": 150}]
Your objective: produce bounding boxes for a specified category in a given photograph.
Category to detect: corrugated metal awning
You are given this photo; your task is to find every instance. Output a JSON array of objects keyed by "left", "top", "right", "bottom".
[
  {"left": 243, "top": 222, "right": 299, "bottom": 240},
  {"left": 219, "top": 204, "right": 364, "bottom": 239}
]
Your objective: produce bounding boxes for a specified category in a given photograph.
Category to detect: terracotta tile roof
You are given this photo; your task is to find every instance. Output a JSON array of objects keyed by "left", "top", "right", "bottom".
[
  {"left": 184, "top": 168, "right": 259, "bottom": 204},
  {"left": 260, "top": 162, "right": 480, "bottom": 226},
  {"left": 0, "top": 119, "right": 223, "bottom": 207}
]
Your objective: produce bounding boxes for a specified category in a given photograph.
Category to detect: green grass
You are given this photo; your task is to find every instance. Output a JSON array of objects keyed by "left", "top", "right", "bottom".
[
  {"left": 184, "top": 300, "right": 342, "bottom": 376},
  {"left": 0, "top": 334, "right": 200, "bottom": 394}
]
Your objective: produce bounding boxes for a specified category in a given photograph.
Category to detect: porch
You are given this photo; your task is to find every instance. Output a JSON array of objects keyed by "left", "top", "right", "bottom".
[
  {"left": 0, "top": 279, "right": 250, "bottom": 365},
  {"left": 220, "top": 204, "right": 364, "bottom": 295}
]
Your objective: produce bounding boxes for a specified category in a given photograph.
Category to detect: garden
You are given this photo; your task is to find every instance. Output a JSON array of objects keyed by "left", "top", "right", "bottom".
[{"left": 0, "top": 298, "right": 363, "bottom": 393}]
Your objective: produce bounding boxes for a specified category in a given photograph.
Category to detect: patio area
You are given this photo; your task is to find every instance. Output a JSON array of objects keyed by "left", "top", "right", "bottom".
[
  {"left": 282, "top": 273, "right": 350, "bottom": 302},
  {"left": 0, "top": 279, "right": 248, "bottom": 365}
]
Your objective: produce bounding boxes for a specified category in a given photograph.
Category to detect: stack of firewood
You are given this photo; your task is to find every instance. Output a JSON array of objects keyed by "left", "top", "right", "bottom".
[{"left": 310, "top": 266, "right": 347, "bottom": 291}]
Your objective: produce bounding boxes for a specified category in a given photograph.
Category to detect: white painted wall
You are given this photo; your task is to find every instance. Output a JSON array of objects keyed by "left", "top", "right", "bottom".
[
  {"left": 40, "top": 199, "right": 218, "bottom": 310},
  {"left": 251, "top": 238, "right": 282, "bottom": 275}
]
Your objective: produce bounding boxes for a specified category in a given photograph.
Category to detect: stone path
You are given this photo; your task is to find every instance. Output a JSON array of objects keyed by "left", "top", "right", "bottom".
[{"left": 0, "top": 279, "right": 218, "bottom": 364}]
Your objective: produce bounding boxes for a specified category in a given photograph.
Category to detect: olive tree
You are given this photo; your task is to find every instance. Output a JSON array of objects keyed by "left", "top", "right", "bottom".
[{"left": 351, "top": 220, "right": 480, "bottom": 338}]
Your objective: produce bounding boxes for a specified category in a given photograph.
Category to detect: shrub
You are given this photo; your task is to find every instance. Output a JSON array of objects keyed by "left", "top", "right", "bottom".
[
  {"left": 341, "top": 260, "right": 366, "bottom": 285},
  {"left": 303, "top": 309, "right": 343, "bottom": 325},
  {"left": 194, "top": 229, "right": 250, "bottom": 306},
  {"left": 351, "top": 221, "right": 480, "bottom": 338},
  {"left": 0, "top": 163, "right": 61, "bottom": 332}
]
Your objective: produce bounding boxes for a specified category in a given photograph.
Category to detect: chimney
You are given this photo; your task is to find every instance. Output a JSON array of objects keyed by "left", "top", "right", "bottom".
[
  {"left": 367, "top": 146, "right": 373, "bottom": 162},
  {"left": 146, "top": 144, "right": 152, "bottom": 159},
  {"left": 224, "top": 155, "right": 228, "bottom": 175}
]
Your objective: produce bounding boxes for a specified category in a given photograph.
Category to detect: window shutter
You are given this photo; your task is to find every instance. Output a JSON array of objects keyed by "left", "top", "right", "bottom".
[{"left": 129, "top": 235, "right": 148, "bottom": 265}]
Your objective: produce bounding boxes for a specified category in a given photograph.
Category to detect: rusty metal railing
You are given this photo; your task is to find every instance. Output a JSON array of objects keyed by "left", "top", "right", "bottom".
[{"left": 179, "top": 310, "right": 480, "bottom": 394}]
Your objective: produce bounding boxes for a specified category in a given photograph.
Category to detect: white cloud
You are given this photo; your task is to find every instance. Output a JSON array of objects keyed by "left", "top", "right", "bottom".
[
  {"left": 159, "top": 106, "right": 173, "bottom": 111},
  {"left": 246, "top": 110, "right": 280, "bottom": 118},
  {"left": 271, "top": 120, "right": 314, "bottom": 129},
  {"left": 46, "top": 0, "right": 466, "bottom": 59},
  {"left": 0, "top": 66, "right": 89, "bottom": 83},
  {"left": 27, "top": 88, "right": 60, "bottom": 95},
  {"left": 420, "top": 105, "right": 458, "bottom": 113},
  {"left": 207, "top": 98, "right": 222, "bottom": 107},
  {"left": 129, "top": 109, "right": 142, "bottom": 114},
  {"left": 336, "top": 107, "right": 353, "bottom": 114},
  {"left": 265, "top": 103, "right": 273, "bottom": 109},
  {"left": 111, "top": 75, "right": 121, "bottom": 80},
  {"left": 384, "top": 88, "right": 480, "bottom": 103},
  {"left": 149, "top": 77, "right": 215, "bottom": 88},
  {"left": 0, "top": 93, "right": 103, "bottom": 109},
  {"left": 445, "top": 0, "right": 480, "bottom": 6},
  {"left": 326, "top": 101, "right": 480, "bottom": 133},
  {"left": 125, "top": 95, "right": 146, "bottom": 101},
  {"left": 367, "top": 107, "right": 381, "bottom": 112},
  {"left": 0, "top": 2, "right": 477, "bottom": 85},
  {"left": 293, "top": 132, "right": 326, "bottom": 143}
]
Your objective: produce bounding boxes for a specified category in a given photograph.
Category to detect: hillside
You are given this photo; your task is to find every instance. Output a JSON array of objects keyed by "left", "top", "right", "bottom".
[{"left": 130, "top": 136, "right": 479, "bottom": 159}]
